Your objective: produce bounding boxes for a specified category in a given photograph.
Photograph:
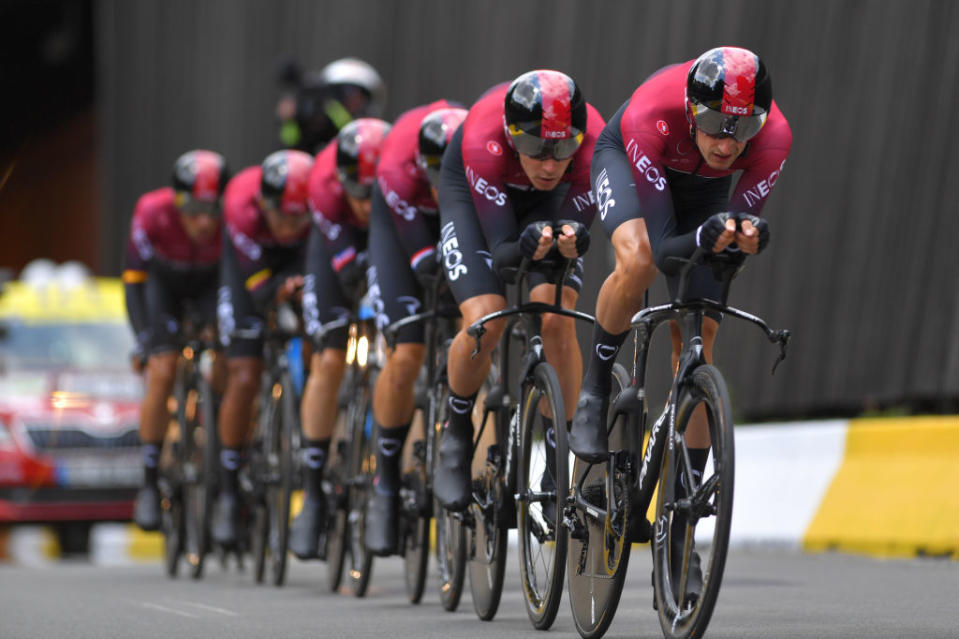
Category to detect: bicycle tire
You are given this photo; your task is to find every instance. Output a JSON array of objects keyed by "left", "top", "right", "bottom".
[
  {"left": 161, "top": 481, "right": 184, "bottom": 578},
  {"left": 433, "top": 384, "right": 466, "bottom": 612},
  {"left": 652, "top": 364, "right": 734, "bottom": 639},
  {"left": 401, "top": 404, "right": 431, "bottom": 603},
  {"left": 401, "top": 459, "right": 430, "bottom": 604},
  {"left": 268, "top": 371, "right": 296, "bottom": 587},
  {"left": 516, "top": 362, "right": 568, "bottom": 629},
  {"left": 467, "top": 369, "right": 507, "bottom": 621},
  {"left": 185, "top": 371, "right": 216, "bottom": 580},
  {"left": 325, "top": 404, "right": 350, "bottom": 592},
  {"left": 347, "top": 386, "right": 375, "bottom": 597},
  {"left": 567, "top": 363, "right": 632, "bottom": 639},
  {"left": 250, "top": 376, "right": 277, "bottom": 584}
]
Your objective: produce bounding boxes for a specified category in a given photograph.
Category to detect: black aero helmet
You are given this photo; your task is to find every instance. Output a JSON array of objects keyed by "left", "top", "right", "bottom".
[
  {"left": 172, "top": 150, "right": 229, "bottom": 211},
  {"left": 259, "top": 149, "right": 313, "bottom": 216},
  {"left": 416, "top": 107, "right": 468, "bottom": 189},
  {"left": 503, "top": 69, "right": 587, "bottom": 160},
  {"left": 685, "top": 46, "right": 772, "bottom": 142},
  {"left": 335, "top": 117, "right": 391, "bottom": 199}
]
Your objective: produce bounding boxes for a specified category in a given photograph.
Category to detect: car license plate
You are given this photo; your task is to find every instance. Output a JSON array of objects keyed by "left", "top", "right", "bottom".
[{"left": 55, "top": 454, "right": 142, "bottom": 488}]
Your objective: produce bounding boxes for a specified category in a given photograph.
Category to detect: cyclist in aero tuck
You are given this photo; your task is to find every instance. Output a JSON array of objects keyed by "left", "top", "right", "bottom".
[
  {"left": 289, "top": 117, "right": 392, "bottom": 559},
  {"left": 361, "top": 101, "right": 466, "bottom": 555},
  {"left": 124, "top": 150, "right": 229, "bottom": 532},
  {"left": 214, "top": 150, "right": 314, "bottom": 547},
  {"left": 434, "top": 70, "right": 605, "bottom": 512},
  {"left": 569, "top": 46, "right": 792, "bottom": 594}
]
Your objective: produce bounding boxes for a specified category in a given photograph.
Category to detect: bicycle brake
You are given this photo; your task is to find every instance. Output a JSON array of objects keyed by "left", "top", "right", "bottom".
[{"left": 771, "top": 329, "right": 790, "bottom": 375}]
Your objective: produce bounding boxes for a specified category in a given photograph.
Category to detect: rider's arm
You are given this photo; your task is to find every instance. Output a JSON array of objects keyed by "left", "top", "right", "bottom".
[
  {"left": 463, "top": 160, "right": 522, "bottom": 270},
  {"left": 122, "top": 206, "right": 152, "bottom": 349},
  {"left": 727, "top": 119, "right": 793, "bottom": 216},
  {"left": 312, "top": 208, "right": 365, "bottom": 296},
  {"left": 376, "top": 174, "right": 438, "bottom": 278}
]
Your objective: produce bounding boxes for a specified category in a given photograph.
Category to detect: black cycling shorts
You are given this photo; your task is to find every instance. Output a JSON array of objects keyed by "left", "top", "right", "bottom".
[
  {"left": 437, "top": 127, "right": 584, "bottom": 306},
  {"left": 302, "top": 225, "right": 351, "bottom": 351},
  {"left": 592, "top": 101, "right": 731, "bottom": 318},
  {"left": 144, "top": 265, "right": 218, "bottom": 355},
  {"left": 366, "top": 184, "right": 436, "bottom": 345}
]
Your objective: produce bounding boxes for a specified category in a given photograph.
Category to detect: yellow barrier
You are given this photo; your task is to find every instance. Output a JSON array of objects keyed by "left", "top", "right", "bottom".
[{"left": 804, "top": 417, "right": 959, "bottom": 558}]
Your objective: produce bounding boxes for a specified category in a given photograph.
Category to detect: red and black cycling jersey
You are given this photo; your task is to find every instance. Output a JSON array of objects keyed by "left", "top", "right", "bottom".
[
  {"left": 459, "top": 83, "right": 605, "bottom": 252},
  {"left": 223, "top": 166, "right": 310, "bottom": 309},
  {"left": 376, "top": 98, "right": 460, "bottom": 271},
  {"left": 122, "top": 187, "right": 221, "bottom": 338},
  {"left": 308, "top": 140, "right": 368, "bottom": 281},
  {"left": 614, "top": 61, "right": 792, "bottom": 224}
]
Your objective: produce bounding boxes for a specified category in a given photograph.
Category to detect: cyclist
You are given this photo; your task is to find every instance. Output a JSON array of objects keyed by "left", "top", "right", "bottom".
[
  {"left": 276, "top": 57, "right": 387, "bottom": 153},
  {"left": 360, "top": 101, "right": 467, "bottom": 555},
  {"left": 214, "top": 149, "right": 315, "bottom": 547},
  {"left": 433, "top": 70, "right": 605, "bottom": 511},
  {"left": 288, "top": 117, "right": 392, "bottom": 559},
  {"left": 567, "top": 46, "right": 792, "bottom": 597},
  {"left": 124, "top": 150, "right": 229, "bottom": 531}
]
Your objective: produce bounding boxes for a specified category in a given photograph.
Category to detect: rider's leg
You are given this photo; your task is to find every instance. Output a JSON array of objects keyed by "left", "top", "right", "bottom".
[
  {"left": 372, "top": 342, "right": 425, "bottom": 494},
  {"left": 300, "top": 348, "right": 347, "bottom": 495},
  {"left": 365, "top": 342, "right": 425, "bottom": 555},
  {"left": 530, "top": 283, "right": 581, "bottom": 418},
  {"left": 570, "top": 219, "right": 657, "bottom": 461},
  {"left": 219, "top": 356, "right": 263, "bottom": 492},
  {"left": 138, "top": 352, "right": 178, "bottom": 483},
  {"left": 133, "top": 350, "right": 178, "bottom": 530},
  {"left": 433, "top": 294, "right": 506, "bottom": 510}
]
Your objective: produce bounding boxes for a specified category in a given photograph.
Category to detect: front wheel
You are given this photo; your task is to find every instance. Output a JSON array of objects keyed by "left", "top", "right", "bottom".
[
  {"left": 433, "top": 385, "right": 466, "bottom": 611},
  {"left": 567, "top": 363, "right": 632, "bottom": 639},
  {"left": 346, "top": 388, "right": 375, "bottom": 597},
  {"left": 401, "top": 433, "right": 431, "bottom": 604},
  {"left": 325, "top": 406, "right": 350, "bottom": 593},
  {"left": 652, "top": 364, "right": 734, "bottom": 639},
  {"left": 516, "top": 362, "right": 568, "bottom": 629}
]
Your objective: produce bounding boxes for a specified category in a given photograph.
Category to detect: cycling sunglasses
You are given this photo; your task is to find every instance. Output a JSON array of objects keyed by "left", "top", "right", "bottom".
[
  {"left": 337, "top": 168, "right": 373, "bottom": 200},
  {"left": 508, "top": 127, "right": 583, "bottom": 161},
  {"left": 177, "top": 196, "right": 221, "bottom": 218},
  {"left": 690, "top": 103, "right": 767, "bottom": 142}
]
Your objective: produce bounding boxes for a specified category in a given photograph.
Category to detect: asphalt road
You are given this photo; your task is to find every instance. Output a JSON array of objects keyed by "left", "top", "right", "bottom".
[{"left": 1, "top": 547, "right": 957, "bottom": 639}]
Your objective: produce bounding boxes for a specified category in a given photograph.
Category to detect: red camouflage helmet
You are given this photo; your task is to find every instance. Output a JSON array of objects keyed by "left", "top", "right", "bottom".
[
  {"left": 260, "top": 149, "right": 313, "bottom": 216},
  {"left": 335, "top": 117, "right": 392, "bottom": 199},
  {"left": 503, "top": 69, "right": 587, "bottom": 160},
  {"left": 685, "top": 46, "right": 772, "bottom": 142},
  {"left": 172, "top": 150, "right": 229, "bottom": 209}
]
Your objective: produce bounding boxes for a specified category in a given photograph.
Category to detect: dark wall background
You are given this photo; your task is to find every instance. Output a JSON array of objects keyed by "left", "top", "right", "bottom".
[{"left": 93, "top": 0, "right": 959, "bottom": 420}]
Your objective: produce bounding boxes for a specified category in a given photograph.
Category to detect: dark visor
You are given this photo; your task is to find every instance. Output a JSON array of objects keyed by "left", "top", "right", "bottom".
[
  {"left": 690, "top": 104, "right": 767, "bottom": 142},
  {"left": 337, "top": 168, "right": 373, "bottom": 200},
  {"left": 509, "top": 127, "right": 583, "bottom": 161}
]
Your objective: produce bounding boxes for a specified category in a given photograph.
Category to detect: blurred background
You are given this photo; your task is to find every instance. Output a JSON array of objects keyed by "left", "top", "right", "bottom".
[{"left": 2, "top": 0, "right": 958, "bottom": 424}]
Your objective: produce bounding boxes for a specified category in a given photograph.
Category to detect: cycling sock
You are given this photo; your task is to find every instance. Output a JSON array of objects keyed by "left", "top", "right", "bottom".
[
  {"left": 220, "top": 447, "right": 242, "bottom": 495},
  {"left": 447, "top": 390, "right": 477, "bottom": 438},
  {"left": 582, "top": 323, "right": 629, "bottom": 396},
  {"left": 141, "top": 442, "right": 161, "bottom": 487},
  {"left": 302, "top": 438, "right": 330, "bottom": 500},
  {"left": 374, "top": 423, "right": 410, "bottom": 496}
]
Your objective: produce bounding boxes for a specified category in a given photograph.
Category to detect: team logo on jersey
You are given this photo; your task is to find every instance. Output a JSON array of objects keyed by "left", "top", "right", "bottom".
[
  {"left": 656, "top": 120, "right": 670, "bottom": 136},
  {"left": 487, "top": 140, "right": 503, "bottom": 156}
]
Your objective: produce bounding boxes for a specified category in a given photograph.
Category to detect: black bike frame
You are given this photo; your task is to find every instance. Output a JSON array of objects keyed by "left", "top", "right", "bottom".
[
  {"left": 466, "top": 259, "right": 596, "bottom": 515},
  {"left": 570, "top": 250, "right": 790, "bottom": 532}
]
